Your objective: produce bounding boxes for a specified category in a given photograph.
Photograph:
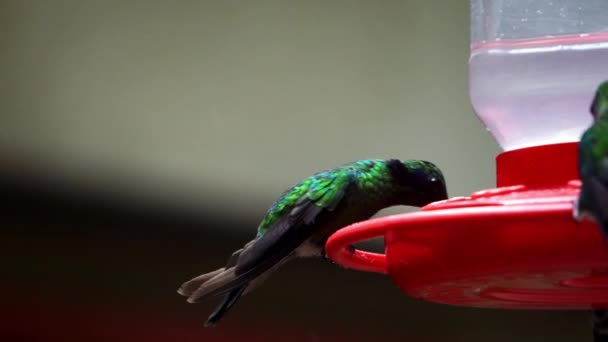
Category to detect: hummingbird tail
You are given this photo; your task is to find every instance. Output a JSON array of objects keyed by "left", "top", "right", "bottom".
[
  {"left": 592, "top": 310, "right": 608, "bottom": 341},
  {"left": 177, "top": 268, "right": 225, "bottom": 297},
  {"left": 204, "top": 285, "right": 247, "bottom": 327},
  {"left": 185, "top": 267, "right": 243, "bottom": 303},
  {"left": 178, "top": 240, "right": 257, "bottom": 297},
  {"left": 178, "top": 193, "right": 324, "bottom": 326}
]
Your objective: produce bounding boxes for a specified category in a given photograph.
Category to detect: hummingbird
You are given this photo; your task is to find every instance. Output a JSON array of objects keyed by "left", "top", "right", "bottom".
[
  {"left": 574, "top": 80, "right": 608, "bottom": 241},
  {"left": 177, "top": 159, "right": 448, "bottom": 326},
  {"left": 574, "top": 81, "right": 608, "bottom": 342}
]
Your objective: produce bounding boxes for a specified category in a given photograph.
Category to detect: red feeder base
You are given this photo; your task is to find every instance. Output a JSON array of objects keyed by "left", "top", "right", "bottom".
[{"left": 325, "top": 142, "right": 608, "bottom": 310}]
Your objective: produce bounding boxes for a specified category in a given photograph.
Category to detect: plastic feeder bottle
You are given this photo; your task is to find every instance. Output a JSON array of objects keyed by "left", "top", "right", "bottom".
[{"left": 325, "top": 0, "right": 608, "bottom": 309}]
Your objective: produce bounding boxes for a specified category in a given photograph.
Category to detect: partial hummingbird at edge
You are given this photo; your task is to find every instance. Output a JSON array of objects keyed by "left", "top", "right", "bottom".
[
  {"left": 177, "top": 158, "right": 448, "bottom": 326},
  {"left": 574, "top": 80, "right": 608, "bottom": 342},
  {"left": 575, "top": 80, "right": 608, "bottom": 241}
]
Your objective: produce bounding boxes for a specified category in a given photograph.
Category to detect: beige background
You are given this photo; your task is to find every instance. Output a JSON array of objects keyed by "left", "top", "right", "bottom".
[{"left": 1, "top": 0, "right": 500, "bottom": 223}]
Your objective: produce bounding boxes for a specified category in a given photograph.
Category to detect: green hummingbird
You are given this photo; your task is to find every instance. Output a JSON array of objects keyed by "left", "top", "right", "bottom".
[
  {"left": 574, "top": 80, "right": 608, "bottom": 241},
  {"left": 574, "top": 81, "right": 608, "bottom": 342},
  {"left": 177, "top": 159, "right": 447, "bottom": 326}
]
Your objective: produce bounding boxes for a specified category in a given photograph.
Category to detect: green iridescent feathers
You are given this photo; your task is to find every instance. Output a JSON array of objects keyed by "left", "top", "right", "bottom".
[
  {"left": 579, "top": 122, "right": 608, "bottom": 177},
  {"left": 256, "top": 159, "right": 445, "bottom": 238},
  {"left": 576, "top": 81, "right": 608, "bottom": 240},
  {"left": 581, "top": 81, "right": 608, "bottom": 179},
  {"left": 256, "top": 166, "right": 354, "bottom": 238}
]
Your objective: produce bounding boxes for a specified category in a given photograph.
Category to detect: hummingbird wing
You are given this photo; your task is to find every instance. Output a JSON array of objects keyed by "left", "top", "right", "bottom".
[
  {"left": 235, "top": 170, "right": 355, "bottom": 274},
  {"left": 185, "top": 169, "right": 356, "bottom": 302}
]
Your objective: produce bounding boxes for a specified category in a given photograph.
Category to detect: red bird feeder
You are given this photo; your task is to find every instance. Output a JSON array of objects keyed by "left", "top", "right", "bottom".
[
  {"left": 326, "top": 143, "right": 608, "bottom": 309},
  {"left": 326, "top": 1, "right": 608, "bottom": 310}
]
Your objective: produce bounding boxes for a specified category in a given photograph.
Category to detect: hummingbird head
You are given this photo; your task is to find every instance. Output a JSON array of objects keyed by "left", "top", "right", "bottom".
[
  {"left": 387, "top": 159, "right": 448, "bottom": 207},
  {"left": 591, "top": 81, "right": 608, "bottom": 120}
]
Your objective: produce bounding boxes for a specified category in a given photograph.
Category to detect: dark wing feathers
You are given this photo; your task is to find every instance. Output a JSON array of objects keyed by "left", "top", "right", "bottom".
[
  {"left": 204, "top": 286, "right": 247, "bottom": 327},
  {"left": 181, "top": 170, "right": 356, "bottom": 325},
  {"left": 194, "top": 198, "right": 327, "bottom": 299},
  {"left": 235, "top": 171, "right": 354, "bottom": 277},
  {"left": 236, "top": 199, "right": 322, "bottom": 272},
  {"left": 191, "top": 171, "right": 355, "bottom": 299}
]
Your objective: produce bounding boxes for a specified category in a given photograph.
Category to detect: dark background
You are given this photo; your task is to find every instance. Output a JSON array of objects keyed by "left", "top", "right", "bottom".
[
  {"left": 1, "top": 1, "right": 590, "bottom": 341},
  {"left": 1, "top": 166, "right": 589, "bottom": 341}
]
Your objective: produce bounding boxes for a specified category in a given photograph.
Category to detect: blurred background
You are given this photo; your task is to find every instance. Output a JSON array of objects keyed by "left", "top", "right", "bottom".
[{"left": 0, "top": 1, "right": 590, "bottom": 341}]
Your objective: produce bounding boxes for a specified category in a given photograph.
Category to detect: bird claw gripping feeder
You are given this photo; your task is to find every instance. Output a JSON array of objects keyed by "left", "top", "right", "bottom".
[{"left": 326, "top": 0, "right": 608, "bottom": 310}]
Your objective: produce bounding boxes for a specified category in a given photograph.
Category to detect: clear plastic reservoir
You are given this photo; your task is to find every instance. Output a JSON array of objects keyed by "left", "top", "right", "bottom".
[{"left": 470, "top": 0, "right": 608, "bottom": 151}]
